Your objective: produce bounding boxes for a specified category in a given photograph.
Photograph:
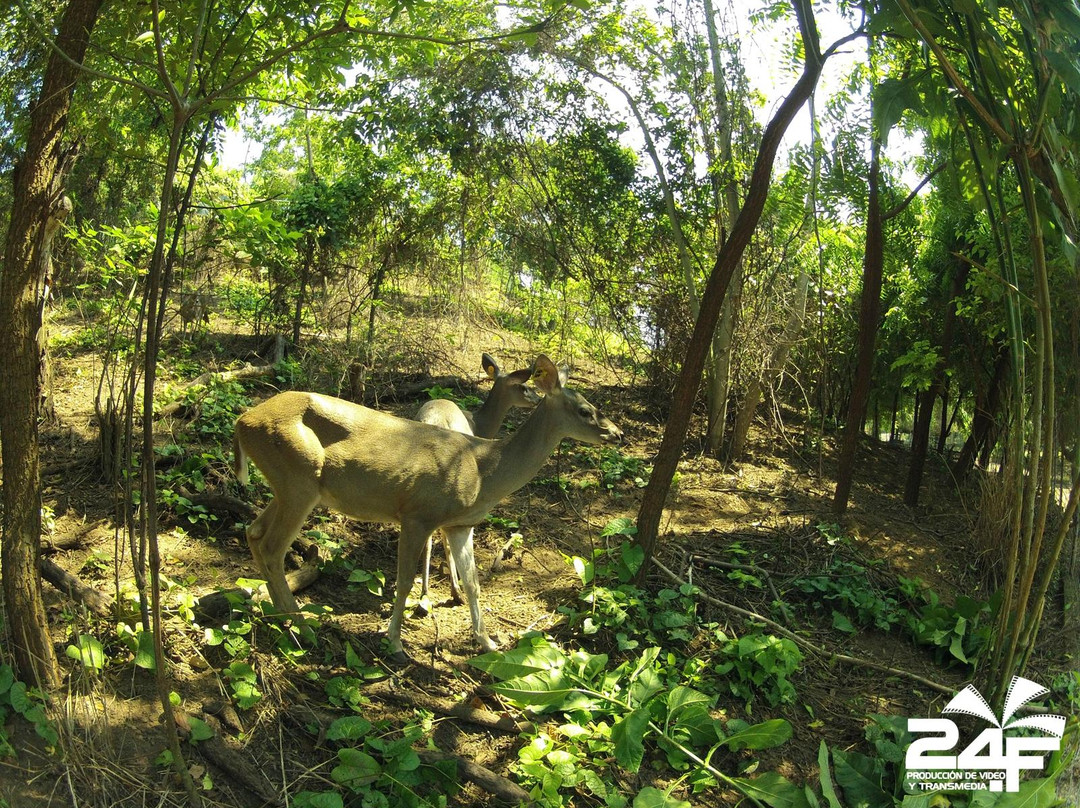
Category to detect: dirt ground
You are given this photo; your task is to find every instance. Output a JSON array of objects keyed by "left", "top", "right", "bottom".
[{"left": 0, "top": 309, "right": 1067, "bottom": 807}]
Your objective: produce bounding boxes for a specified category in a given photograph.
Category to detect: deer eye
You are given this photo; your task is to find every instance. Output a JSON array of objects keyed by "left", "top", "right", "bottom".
[{"left": 579, "top": 406, "right": 592, "bottom": 417}]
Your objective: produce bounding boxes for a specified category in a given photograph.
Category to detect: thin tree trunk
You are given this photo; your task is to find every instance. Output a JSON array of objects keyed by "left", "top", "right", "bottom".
[
  {"left": 953, "top": 348, "right": 1008, "bottom": 482},
  {"left": 703, "top": 0, "right": 745, "bottom": 456},
  {"left": 936, "top": 381, "right": 949, "bottom": 452},
  {"left": 0, "top": 0, "right": 103, "bottom": 688},
  {"left": 904, "top": 261, "right": 969, "bottom": 505},
  {"left": 832, "top": 134, "right": 883, "bottom": 514},
  {"left": 292, "top": 236, "right": 313, "bottom": 346},
  {"left": 890, "top": 389, "right": 899, "bottom": 442},
  {"left": 634, "top": 0, "right": 830, "bottom": 574}
]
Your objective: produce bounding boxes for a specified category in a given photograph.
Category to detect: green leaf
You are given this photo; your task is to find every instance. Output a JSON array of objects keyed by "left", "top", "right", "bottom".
[
  {"left": 665, "top": 685, "right": 713, "bottom": 721},
  {"left": 65, "top": 634, "right": 106, "bottom": 671},
  {"left": 832, "top": 748, "right": 891, "bottom": 808},
  {"left": 731, "top": 771, "right": 815, "bottom": 808},
  {"left": 469, "top": 638, "right": 568, "bottom": 681},
  {"left": 948, "top": 617, "right": 969, "bottom": 664},
  {"left": 332, "top": 748, "right": 381, "bottom": 787},
  {"left": 134, "top": 630, "right": 156, "bottom": 670},
  {"left": 569, "top": 555, "right": 593, "bottom": 585},
  {"left": 629, "top": 662, "right": 664, "bottom": 707},
  {"left": 818, "top": 742, "right": 842, "bottom": 808},
  {"left": 0, "top": 665, "right": 14, "bottom": 696},
  {"left": 491, "top": 669, "right": 578, "bottom": 709},
  {"left": 292, "top": 792, "right": 345, "bottom": 808},
  {"left": 326, "top": 716, "right": 373, "bottom": 741},
  {"left": 612, "top": 708, "right": 650, "bottom": 772},
  {"left": 187, "top": 716, "right": 215, "bottom": 743},
  {"left": 602, "top": 517, "right": 638, "bottom": 538},
  {"left": 832, "top": 611, "right": 857, "bottom": 634},
  {"left": 723, "top": 719, "right": 794, "bottom": 751},
  {"left": 345, "top": 642, "right": 364, "bottom": 672},
  {"left": 633, "top": 786, "right": 691, "bottom": 808}
]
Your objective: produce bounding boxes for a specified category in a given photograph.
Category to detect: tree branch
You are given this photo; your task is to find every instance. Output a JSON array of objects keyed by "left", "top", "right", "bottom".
[
  {"left": 652, "top": 558, "right": 957, "bottom": 696},
  {"left": 882, "top": 161, "right": 945, "bottom": 220}
]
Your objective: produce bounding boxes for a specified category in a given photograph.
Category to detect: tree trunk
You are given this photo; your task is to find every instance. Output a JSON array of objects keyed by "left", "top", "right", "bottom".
[
  {"left": 904, "top": 261, "right": 969, "bottom": 505},
  {"left": 0, "top": 0, "right": 104, "bottom": 688},
  {"left": 292, "top": 236, "right": 314, "bottom": 346},
  {"left": 953, "top": 347, "right": 1008, "bottom": 482},
  {"left": 634, "top": 0, "right": 827, "bottom": 575},
  {"left": 936, "top": 381, "right": 950, "bottom": 452},
  {"left": 832, "top": 134, "right": 884, "bottom": 514},
  {"left": 703, "top": 0, "right": 745, "bottom": 456},
  {"left": 889, "top": 389, "right": 899, "bottom": 442}
]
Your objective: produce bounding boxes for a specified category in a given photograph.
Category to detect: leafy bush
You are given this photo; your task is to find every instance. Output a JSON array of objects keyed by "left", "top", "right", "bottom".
[
  {"left": 423, "top": 384, "right": 481, "bottom": 411},
  {"left": 791, "top": 557, "right": 906, "bottom": 632},
  {"left": 597, "top": 448, "right": 650, "bottom": 491},
  {"left": 712, "top": 632, "right": 803, "bottom": 708},
  {"left": 471, "top": 635, "right": 794, "bottom": 806},
  {"left": 564, "top": 525, "right": 805, "bottom": 711},
  {"left": 0, "top": 666, "right": 57, "bottom": 755},
  {"left": 789, "top": 554, "right": 996, "bottom": 667}
]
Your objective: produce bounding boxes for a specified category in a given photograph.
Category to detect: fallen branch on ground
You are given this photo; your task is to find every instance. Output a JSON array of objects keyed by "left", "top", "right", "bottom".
[
  {"left": 195, "top": 563, "right": 320, "bottom": 621},
  {"left": 176, "top": 711, "right": 282, "bottom": 806},
  {"left": 290, "top": 704, "right": 529, "bottom": 805},
  {"left": 40, "top": 557, "right": 114, "bottom": 617},
  {"left": 158, "top": 336, "right": 286, "bottom": 419},
  {"left": 42, "top": 518, "right": 109, "bottom": 554},
  {"left": 363, "top": 678, "right": 534, "bottom": 735},
  {"left": 652, "top": 557, "right": 956, "bottom": 697},
  {"left": 418, "top": 749, "right": 531, "bottom": 805}
]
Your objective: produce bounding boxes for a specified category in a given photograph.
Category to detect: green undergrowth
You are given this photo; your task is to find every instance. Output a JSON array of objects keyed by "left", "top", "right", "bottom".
[
  {"left": 787, "top": 525, "right": 998, "bottom": 668},
  {"left": 32, "top": 514, "right": 1075, "bottom": 807}
]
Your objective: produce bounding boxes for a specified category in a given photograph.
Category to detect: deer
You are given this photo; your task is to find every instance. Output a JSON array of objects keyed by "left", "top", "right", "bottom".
[
  {"left": 414, "top": 353, "right": 538, "bottom": 608},
  {"left": 232, "top": 354, "right": 622, "bottom": 660}
]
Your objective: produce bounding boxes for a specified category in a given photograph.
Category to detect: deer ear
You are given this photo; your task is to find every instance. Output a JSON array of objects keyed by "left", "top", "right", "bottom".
[
  {"left": 532, "top": 355, "right": 561, "bottom": 394},
  {"left": 482, "top": 353, "right": 498, "bottom": 379}
]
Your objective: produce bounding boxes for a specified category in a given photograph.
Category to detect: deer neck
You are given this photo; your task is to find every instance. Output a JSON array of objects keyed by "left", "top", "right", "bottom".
[
  {"left": 470, "top": 389, "right": 511, "bottom": 439},
  {"left": 474, "top": 400, "right": 565, "bottom": 504}
]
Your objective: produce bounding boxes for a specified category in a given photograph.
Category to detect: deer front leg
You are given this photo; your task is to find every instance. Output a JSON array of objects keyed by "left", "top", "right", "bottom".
[
  {"left": 386, "top": 521, "right": 433, "bottom": 662},
  {"left": 444, "top": 526, "right": 497, "bottom": 653}
]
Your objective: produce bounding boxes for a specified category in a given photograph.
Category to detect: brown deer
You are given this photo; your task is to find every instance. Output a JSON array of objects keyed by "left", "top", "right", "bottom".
[
  {"left": 233, "top": 355, "right": 621, "bottom": 659},
  {"left": 414, "top": 353, "right": 538, "bottom": 606}
]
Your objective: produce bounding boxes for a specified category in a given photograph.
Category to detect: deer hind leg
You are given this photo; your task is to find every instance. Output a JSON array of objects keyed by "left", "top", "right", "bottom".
[
  {"left": 418, "top": 532, "right": 463, "bottom": 608},
  {"left": 418, "top": 534, "right": 435, "bottom": 609},
  {"left": 445, "top": 526, "right": 496, "bottom": 653},
  {"left": 414, "top": 533, "right": 439, "bottom": 617},
  {"left": 246, "top": 492, "right": 317, "bottom": 614},
  {"left": 443, "top": 533, "right": 463, "bottom": 604},
  {"left": 386, "top": 520, "right": 434, "bottom": 660}
]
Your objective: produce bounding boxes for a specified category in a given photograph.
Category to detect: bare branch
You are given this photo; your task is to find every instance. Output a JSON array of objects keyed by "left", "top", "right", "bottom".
[{"left": 882, "top": 160, "right": 946, "bottom": 220}]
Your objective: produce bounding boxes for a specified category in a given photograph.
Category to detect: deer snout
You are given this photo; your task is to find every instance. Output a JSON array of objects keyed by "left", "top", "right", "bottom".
[{"left": 600, "top": 421, "right": 624, "bottom": 444}]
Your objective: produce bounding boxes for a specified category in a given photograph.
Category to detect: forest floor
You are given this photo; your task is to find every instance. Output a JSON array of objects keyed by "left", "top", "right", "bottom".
[{"left": 0, "top": 300, "right": 1074, "bottom": 807}]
